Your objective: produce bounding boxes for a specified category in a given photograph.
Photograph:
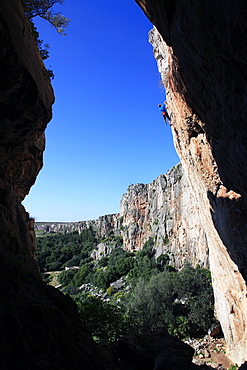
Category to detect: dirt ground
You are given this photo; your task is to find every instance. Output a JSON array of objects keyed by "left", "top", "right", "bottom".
[{"left": 187, "top": 336, "right": 236, "bottom": 369}]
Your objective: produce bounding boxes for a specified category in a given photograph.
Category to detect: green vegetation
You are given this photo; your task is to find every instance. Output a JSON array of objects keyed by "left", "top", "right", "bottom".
[
  {"left": 74, "top": 294, "right": 130, "bottom": 342},
  {"left": 37, "top": 230, "right": 216, "bottom": 342},
  {"left": 36, "top": 227, "right": 97, "bottom": 272},
  {"left": 127, "top": 263, "right": 215, "bottom": 338},
  {"left": 22, "top": 0, "right": 70, "bottom": 35},
  {"left": 21, "top": 0, "right": 70, "bottom": 79}
]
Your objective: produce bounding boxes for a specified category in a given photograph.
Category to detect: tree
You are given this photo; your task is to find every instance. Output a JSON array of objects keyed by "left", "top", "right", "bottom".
[
  {"left": 58, "top": 268, "right": 78, "bottom": 286},
  {"left": 75, "top": 295, "right": 130, "bottom": 342},
  {"left": 22, "top": 0, "right": 70, "bottom": 35},
  {"left": 173, "top": 263, "right": 216, "bottom": 336},
  {"left": 126, "top": 272, "right": 175, "bottom": 334},
  {"left": 126, "top": 265, "right": 216, "bottom": 338}
]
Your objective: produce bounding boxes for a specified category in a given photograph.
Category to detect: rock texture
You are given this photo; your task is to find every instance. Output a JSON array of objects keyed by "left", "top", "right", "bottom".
[
  {"left": 0, "top": 1, "right": 114, "bottom": 369},
  {"left": 120, "top": 164, "right": 209, "bottom": 268},
  {"left": 0, "top": 0, "right": 54, "bottom": 258},
  {"left": 134, "top": 0, "right": 247, "bottom": 364}
]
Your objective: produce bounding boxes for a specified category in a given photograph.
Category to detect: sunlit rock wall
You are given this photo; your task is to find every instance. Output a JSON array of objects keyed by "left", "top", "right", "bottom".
[
  {"left": 135, "top": 0, "right": 247, "bottom": 363},
  {"left": 120, "top": 164, "right": 209, "bottom": 268}
]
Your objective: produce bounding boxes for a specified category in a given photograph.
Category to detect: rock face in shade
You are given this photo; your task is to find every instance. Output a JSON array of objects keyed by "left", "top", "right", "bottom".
[
  {"left": 0, "top": 1, "right": 115, "bottom": 369},
  {"left": 134, "top": 0, "right": 247, "bottom": 364},
  {"left": 0, "top": 0, "right": 54, "bottom": 258}
]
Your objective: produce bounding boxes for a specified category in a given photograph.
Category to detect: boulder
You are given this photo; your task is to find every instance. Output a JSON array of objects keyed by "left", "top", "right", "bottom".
[{"left": 113, "top": 333, "right": 214, "bottom": 370}]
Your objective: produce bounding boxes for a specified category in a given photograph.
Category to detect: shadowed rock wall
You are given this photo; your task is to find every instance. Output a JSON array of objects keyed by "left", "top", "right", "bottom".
[
  {"left": 0, "top": 0, "right": 54, "bottom": 257},
  {"left": 0, "top": 1, "right": 115, "bottom": 368},
  {"left": 135, "top": 0, "right": 247, "bottom": 364}
]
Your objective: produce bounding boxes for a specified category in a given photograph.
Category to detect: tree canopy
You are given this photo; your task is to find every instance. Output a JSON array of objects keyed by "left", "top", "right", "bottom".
[
  {"left": 37, "top": 231, "right": 217, "bottom": 341},
  {"left": 22, "top": 0, "right": 70, "bottom": 35}
]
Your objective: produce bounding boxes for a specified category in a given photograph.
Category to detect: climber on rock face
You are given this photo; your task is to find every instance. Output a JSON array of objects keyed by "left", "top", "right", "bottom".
[{"left": 158, "top": 102, "right": 170, "bottom": 123}]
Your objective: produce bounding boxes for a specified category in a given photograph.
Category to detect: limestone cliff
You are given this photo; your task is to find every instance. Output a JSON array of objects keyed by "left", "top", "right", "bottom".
[
  {"left": 135, "top": 0, "right": 247, "bottom": 364},
  {"left": 120, "top": 164, "right": 209, "bottom": 268},
  {"left": 35, "top": 213, "right": 121, "bottom": 237}
]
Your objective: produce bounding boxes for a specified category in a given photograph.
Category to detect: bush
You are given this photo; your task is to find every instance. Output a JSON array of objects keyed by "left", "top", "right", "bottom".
[
  {"left": 126, "top": 264, "right": 215, "bottom": 338},
  {"left": 58, "top": 268, "right": 78, "bottom": 286},
  {"left": 62, "top": 284, "right": 79, "bottom": 295},
  {"left": 72, "top": 264, "right": 94, "bottom": 286},
  {"left": 126, "top": 272, "right": 175, "bottom": 334},
  {"left": 75, "top": 294, "right": 130, "bottom": 342}
]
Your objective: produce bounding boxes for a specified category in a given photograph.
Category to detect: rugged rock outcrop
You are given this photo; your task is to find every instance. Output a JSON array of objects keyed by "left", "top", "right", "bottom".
[
  {"left": 134, "top": 0, "right": 247, "bottom": 364},
  {"left": 120, "top": 164, "right": 209, "bottom": 268},
  {"left": 0, "top": 0, "right": 54, "bottom": 259}
]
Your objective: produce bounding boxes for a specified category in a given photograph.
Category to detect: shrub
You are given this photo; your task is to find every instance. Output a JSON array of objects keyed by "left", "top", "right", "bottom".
[
  {"left": 75, "top": 295, "right": 130, "bottom": 342},
  {"left": 72, "top": 264, "right": 93, "bottom": 286},
  {"left": 126, "top": 264, "right": 215, "bottom": 338},
  {"left": 58, "top": 268, "right": 78, "bottom": 286}
]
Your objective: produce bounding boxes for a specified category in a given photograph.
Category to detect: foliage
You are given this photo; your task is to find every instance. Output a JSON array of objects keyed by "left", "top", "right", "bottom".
[
  {"left": 173, "top": 263, "right": 215, "bottom": 336},
  {"left": 127, "top": 237, "right": 159, "bottom": 285},
  {"left": 22, "top": 0, "right": 70, "bottom": 35},
  {"left": 36, "top": 227, "right": 97, "bottom": 272},
  {"left": 58, "top": 268, "right": 78, "bottom": 286},
  {"left": 38, "top": 232, "right": 161, "bottom": 289},
  {"left": 74, "top": 294, "right": 130, "bottom": 342},
  {"left": 156, "top": 253, "right": 170, "bottom": 270},
  {"left": 127, "top": 264, "right": 216, "bottom": 338},
  {"left": 126, "top": 272, "right": 175, "bottom": 334},
  {"left": 21, "top": 0, "right": 70, "bottom": 79},
  {"left": 72, "top": 264, "right": 94, "bottom": 286},
  {"left": 38, "top": 230, "right": 216, "bottom": 341}
]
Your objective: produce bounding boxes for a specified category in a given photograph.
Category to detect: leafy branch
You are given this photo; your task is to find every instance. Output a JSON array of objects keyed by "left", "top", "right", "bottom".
[
  {"left": 21, "top": 0, "right": 70, "bottom": 79},
  {"left": 23, "top": 0, "right": 70, "bottom": 35}
]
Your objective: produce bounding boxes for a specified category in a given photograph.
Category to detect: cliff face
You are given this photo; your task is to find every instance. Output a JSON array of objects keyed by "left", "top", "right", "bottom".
[
  {"left": 135, "top": 0, "right": 247, "bottom": 364},
  {"left": 35, "top": 213, "right": 121, "bottom": 237},
  {"left": 120, "top": 164, "right": 209, "bottom": 268},
  {"left": 0, "top": 2, "right": 114, "bottom": 369}
]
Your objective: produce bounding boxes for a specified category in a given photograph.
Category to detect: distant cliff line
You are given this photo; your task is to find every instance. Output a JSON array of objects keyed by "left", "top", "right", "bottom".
[{"left": 35, "top": 163, "right": 209, "bottom": 269}]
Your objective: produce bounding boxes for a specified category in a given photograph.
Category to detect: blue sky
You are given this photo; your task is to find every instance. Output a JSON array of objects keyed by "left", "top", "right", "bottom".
[{"left": 23, "top": 0, "right": 179, "bottom": 222}]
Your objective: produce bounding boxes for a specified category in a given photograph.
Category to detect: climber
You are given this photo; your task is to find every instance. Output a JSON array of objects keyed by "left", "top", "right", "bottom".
[{"left": 158, "top": 102, "right": 170, "bottom": 123}]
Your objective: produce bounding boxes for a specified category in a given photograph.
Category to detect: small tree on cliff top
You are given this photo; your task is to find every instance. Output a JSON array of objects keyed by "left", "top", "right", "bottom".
[
  {"left": 22, "top": 0, "right": 70, "bottom": 35},
  {"left": 22, "top": 0, "right": 70, "bottom": 78}
]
